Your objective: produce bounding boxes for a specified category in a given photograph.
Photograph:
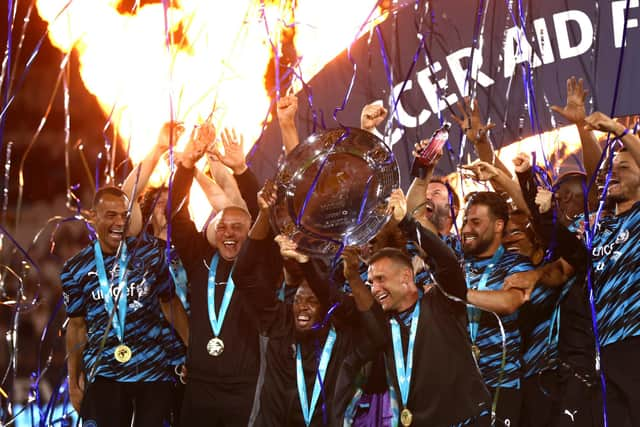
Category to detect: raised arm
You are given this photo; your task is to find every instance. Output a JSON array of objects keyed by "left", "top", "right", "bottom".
[
  {"left": 406, "top": 143, "right": 442, "bottom": 233},
  {"left": 388, "top": 187, "right": 467, "bottom": 302},
  {"left": 360, "top": 101, "right": 387, "bottom": 139},
  {"left": 462, "top": 160, "right": 530, "bottom": 215},
  {"left": 122, "top": 122, "right": 184, "bottom": 236},
  {"left": 277, "top": 95, "right": 300, "bottom": 154},
  {"left": 193, "top": 168, "right": 232, "bottom": 213},
  {"left": 452, "top": 97, "right": 511, "bottom": 180},
  {"left": 232, "top": 183, "right": 285, "bottom": 333},
  {"left": 584, "top": 111, "right": 640, "bottom": 169},
  {"left": 207, "top": 128, "right": 249, "bottom": 211},
  {"left": 551, "top": 76, "right": 602, "bottom": 181},
  {"left": 169, "top": 123, "right": 212, "bottom": 263}
]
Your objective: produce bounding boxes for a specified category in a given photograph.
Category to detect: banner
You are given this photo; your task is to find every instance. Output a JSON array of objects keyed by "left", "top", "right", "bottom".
[{"left": 249, "top": 0, "right": 640, "bottom": 185}]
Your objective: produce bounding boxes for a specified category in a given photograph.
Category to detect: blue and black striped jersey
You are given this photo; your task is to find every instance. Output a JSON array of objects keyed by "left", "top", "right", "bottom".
[
  {"left": 580, "top": 202, "right": 640, "bottom": 347},
  {"left": 61, "top": 233, "right": 175, "bottom": 382},
  {"left": 520, "top": 277, "right": 572, "bottom": 378},
  {"left": 465, "top": 248, "right": 533, "bottom": 388}
]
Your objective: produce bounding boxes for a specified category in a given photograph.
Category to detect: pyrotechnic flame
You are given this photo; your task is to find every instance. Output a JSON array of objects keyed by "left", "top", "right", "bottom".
[{"left": 36, "top": 0, "right": 383, "bottom": 227}]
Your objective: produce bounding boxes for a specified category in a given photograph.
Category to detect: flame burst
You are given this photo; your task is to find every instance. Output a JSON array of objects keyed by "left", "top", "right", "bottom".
[
  {"left": 36, "top": 0, "right": 383, "bottom": 225},
  {"left": 36, "top": 0, "right": 383, "bottom": 161}
]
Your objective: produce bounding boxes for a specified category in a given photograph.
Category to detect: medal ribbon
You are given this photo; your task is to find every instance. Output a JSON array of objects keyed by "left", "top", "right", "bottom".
[
  {"left": 546, "top": 277, "right": 573, "bottom": 350},
  {"left": 465, "top": 245, "right": 505, "bottom": 345},
  {"left": 390, "top": 300, "right": 420, "bottom": 409},
  {"left": 207, "top": 253, "right": 234, "bottom": 337},
  {"left": 168, "top": 259, "right": 189, "bottom": 310},
  {"left": 296, "top": 326, "right": 337, "bottom": 426},
  {"left": 93, "top": 241, "right": 129, "bottom": 343}
]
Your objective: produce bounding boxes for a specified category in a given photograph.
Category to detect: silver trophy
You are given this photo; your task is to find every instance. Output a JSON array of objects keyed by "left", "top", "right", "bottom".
[{"left": 270, "top": 127, "right": 399, "bottom": 258}]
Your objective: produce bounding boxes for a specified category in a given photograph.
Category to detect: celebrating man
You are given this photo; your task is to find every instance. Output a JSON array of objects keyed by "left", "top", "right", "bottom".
[
  {"left": 62, "top": 187, "right": 188, "bottom": 426},
  {"left": 461, "top": 191, "right": 533, "bottom": 426}
]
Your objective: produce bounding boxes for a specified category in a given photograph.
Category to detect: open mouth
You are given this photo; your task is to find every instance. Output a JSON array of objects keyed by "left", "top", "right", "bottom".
[
  {"left": 463, "top": 235, "right": 477, "bottom": 244},
  {"left": 109, "top": 227, "right": 124, "bottom": 241},
  {"left": 424, "top": 200, "right": 435, "bottom": 216},
  {"left": 375, "top": 292, "right": 389, "bottom": 305},
  {"left": 505, "top": 245, "right": 520, "bottom": 252},
  {"left": 296, "top": 313, "right": 312, "bottom": 328},
  {"left": 609, "top": 179, "right": 620, "bottom": 191},
  {"left": 222, "top": 239, "right": 238, "bottom": 250}
]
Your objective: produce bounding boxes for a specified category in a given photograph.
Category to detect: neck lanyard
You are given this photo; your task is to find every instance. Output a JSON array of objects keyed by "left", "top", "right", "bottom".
[
  {"left": 93, "top": 240, "right": 129, "bottom": 343},
  {"left": 168, "top": 257, "right": 189, "bottom": 309},
  {"left": 390, "top": 300, "right": 420, "bottom": 409},
  {"left": 207, "top": 253, "right": 234, "bottom": 337},
  {"left": 296, "top": 327, "right": 337, "bottom": 426},
  {"left": 546, "top": 277, "right": 574, "bottom": 350},
  {"left": 465, "top": 245, "right": 504, "bottom": 344}
]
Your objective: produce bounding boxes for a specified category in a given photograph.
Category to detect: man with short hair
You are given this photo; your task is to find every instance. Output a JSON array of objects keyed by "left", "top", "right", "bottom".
[
  {"left": 62, "top": 186, "right": 188, "bottom": 426},
  {"left": 345, "top": 189, "right": 491, "bottom": 426},
  {"left": 572, "top": 111, "right": 640, "bottom": 425},
  {"left": 170, "top": 122, "right": 261, "bottom": 426},
  {"left": 461, "top": 191, "right": 533, "bottom": 427}
]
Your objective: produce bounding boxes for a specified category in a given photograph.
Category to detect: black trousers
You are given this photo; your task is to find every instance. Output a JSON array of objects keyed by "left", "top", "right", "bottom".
[
  {"left": 520, "top": 368, "right": 598, "bottom": 427},
  {"left": 520, "top": 372, "right": 557, "bottom": 427},
  {"left": 80, "top": 376, "right": 172, "bottom": 427},
  {"left": 600, "top": 336, "right": 640, "bottom": 427},
  {"left": 179, "top": 378, "right": 257, "bottom": 427},
  {"left": 169, "top": 371, "right": 186, "bottom": 427},
  {"left": 488, "top": 386, "right": 521, "bottom": 427}
]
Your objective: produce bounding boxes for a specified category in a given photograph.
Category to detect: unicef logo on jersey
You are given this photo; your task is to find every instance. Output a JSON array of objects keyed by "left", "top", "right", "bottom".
[
  {"left": 592, "top": 228, "right": 629, "bottom": 260},
  {"left": 615, "top": 229, "right": 629, "bottom": 244}
]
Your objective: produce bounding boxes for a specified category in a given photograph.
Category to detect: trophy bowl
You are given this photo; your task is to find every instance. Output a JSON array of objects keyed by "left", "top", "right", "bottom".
[{"left": 270, "top": 127, "right": 399, "bottom": 258}]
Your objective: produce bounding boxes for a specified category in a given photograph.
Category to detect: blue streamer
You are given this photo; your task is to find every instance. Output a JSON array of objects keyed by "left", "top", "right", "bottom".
[{"left": 332, "top": 2, "right": 380, "bottom": 124}]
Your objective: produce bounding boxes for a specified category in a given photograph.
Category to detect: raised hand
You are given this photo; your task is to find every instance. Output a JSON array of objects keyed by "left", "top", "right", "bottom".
[
  {"left": 512, "top": 152, "right": 532, "bottom": 173},
  {"left": 535, "top": 186, "right": 553, "bottom": 214},
  {"left": 209, "top": 128, "right": 248, "bottom": 175},
  {"left": 550, "top": 76, "right": 588, "bottom": 124},
  {"left": 182, "top": 121, "right": 215, "bottom": 168},
  {"left": 360, "top": 102, "right": 388, "bottom": 131},
  {"left": 583, "top": 111, "right": 626, "bottom": 136},
  {"left": 156, "top": 121, "right": 185, "bottom": 153},
  {"left": 341, "top": 246, "right": 362, "bottom": 281},
  {"left": 412, "top": 140, "right": 443, "bottom": 167},
  {"left": 274, "top": 234, "right": 309, "bottom": 263},
  {"left": 451, "top": 97, "right": 495, "bottom": 143},
  {"left": 257, "top": 180, "right": 277, "bottom": 213},
  {"left": 461, "top": 160, "right": 499, "bottom": 182},
  {"left": 387, "top": 188, "right": 407, "bottom": 223},
  {"left": 277, "top": 95, "right": 298, "bottom": 126}
]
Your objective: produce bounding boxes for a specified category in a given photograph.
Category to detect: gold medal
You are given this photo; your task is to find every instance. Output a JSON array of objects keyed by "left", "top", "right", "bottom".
[
  {"left": 207, "top": 337, "right": 224, "bottom": 357},
  {"left": 471, "top": 344, "right": 480, "bottom": 360},
  {"left": 400, "top": 408, "right": 413, "bottom": 426},
  {"left": 114, "top": 344, "right": 132, "bottom": 363}
]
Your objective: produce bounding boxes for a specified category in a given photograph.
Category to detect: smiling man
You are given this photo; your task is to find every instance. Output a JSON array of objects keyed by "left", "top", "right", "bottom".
[
  {"left": 343, "top": 189, "right": 491, "bottom": 426},
  {"left": 461, "top": 191, "right": 533, "bottom": 427},
  {"left": 574, "top": 110, "right": 640, "bottom": 426},
  {"left": 169, "top": 122, "right": 261, "bottom": 427},
  {"left": 232, "top": 183, "right": 383, "bottom": 427},
  {"left": 61, "top": 186, "right": 188, "bottom": 426}
]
